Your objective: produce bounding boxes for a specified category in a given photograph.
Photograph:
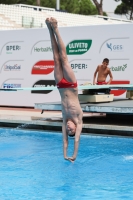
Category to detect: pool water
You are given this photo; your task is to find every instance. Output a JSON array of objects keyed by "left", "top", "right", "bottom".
[{"left": 0, "top": 128, "right": 133, "bottom": 200}]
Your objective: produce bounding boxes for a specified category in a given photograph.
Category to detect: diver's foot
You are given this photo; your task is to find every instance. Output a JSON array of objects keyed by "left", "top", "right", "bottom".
[
  {"left": 50, "top": 17, "right": 58, "bottom": 31},
  {"left": 45, "top": 18, "right": 52, "bottom": 30}
]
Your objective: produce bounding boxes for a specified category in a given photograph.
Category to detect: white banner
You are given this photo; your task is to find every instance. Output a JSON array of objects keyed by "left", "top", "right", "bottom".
[{"left": 0, "top": 24, "right": 132, "bottom": 106}]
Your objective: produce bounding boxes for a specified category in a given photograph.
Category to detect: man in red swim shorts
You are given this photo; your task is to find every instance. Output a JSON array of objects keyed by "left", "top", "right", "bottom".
[
  {"left": 46, "top": 17, "right": 83, "bottom": 162},
  {"left": 93, "top": 58, "right": 113, "bottom": 85}
]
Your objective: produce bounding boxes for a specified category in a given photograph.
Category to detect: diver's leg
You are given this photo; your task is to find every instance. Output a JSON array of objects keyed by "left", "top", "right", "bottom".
[
  {"left": 50, "top": 17, "right": 76, "bottom": 83},
  {"left": 46, "top": 18, "right": 63, "bottom": 83}
]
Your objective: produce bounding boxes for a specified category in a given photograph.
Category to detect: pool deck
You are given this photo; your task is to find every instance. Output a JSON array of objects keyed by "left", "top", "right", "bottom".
[{"left": 0, "top": 106, "right": 133, "bottom": 136}]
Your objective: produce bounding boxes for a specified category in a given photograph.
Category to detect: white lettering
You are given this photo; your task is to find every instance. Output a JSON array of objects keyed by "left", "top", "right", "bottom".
[{"left": 34, "top": 65, "right": 54, "bottom": 69}]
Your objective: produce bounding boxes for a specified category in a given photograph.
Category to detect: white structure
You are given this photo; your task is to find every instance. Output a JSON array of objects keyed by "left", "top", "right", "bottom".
[
  {"left": 0, "top": 4, "right": 132, "bottom": 30},
  {"left": 0, "top": 23, "right": 132, "bottom": 107}
]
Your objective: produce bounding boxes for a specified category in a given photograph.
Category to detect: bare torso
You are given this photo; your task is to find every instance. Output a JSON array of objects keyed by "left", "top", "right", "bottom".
[
  {"left": 97, "top": 65, "right": 110, "bottom": 82},
  {"left": 59, "top": 88, "right": 83, "bottom": 125}
]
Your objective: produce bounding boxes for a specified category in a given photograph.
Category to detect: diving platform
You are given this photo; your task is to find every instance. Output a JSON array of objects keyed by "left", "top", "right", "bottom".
[
  {"left": 0, "top": 84, "right": 133, "bottom": 114},
  {"left": 1, "top": 84, "right": 133, "bottom": 91},
  {"left": 35, "top": 99, "right": 133, "bottom": 115}
]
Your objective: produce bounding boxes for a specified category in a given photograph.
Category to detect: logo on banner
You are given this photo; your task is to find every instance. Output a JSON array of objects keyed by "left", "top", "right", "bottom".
[
  {"left": 0, "top": 41, "right": 23, "bottom": 55},
  {"left": 71, "top": 63, "right": 88, "bottom": 69},
  {"left": 110, "top": 80, "right": 130, "bottom": 96},
  {"left": 4, "top": 64, "right": 21, "bottom": 71},
  {"left": 110, "top": 64, "right": 127, "bottom": 71},
  {"left": 6, "top": 45, "right": 21, "bottom": 54},
  {"left": 31, "top": 80, "right": 56, "bottom": 94},
  {"left": 106, "top": 43, "right": 123, "bottom": 51},
  {"left": 34, "top": 47, "right": 52, "bottom": 52},
  {"left": 31, "top": 40, "right": 52, "bottom": 54},
  {"left": 3, "top": 83, "right": 21, "bottom": 88},
  {"left": 66, "top": 40, "right": 92, "bottom": 55},
  {"left": 31, "top": 61, "right": 54, "bottom": 75},
  {"left": 99, "top": 38, "right": 129, "bottom": 53}
]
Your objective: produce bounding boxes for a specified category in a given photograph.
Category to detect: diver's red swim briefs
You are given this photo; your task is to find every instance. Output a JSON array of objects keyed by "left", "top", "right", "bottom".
[
  {"left": 57, "top": 78, "right": 77, "bottom": 88},
  {"left": 97, "top": 81, "right": 107, "bottom": 85}
]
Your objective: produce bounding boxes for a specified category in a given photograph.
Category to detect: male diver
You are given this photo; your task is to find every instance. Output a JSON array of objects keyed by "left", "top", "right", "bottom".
[{"left": 45, "top": 17, "right": 83, "bottom": 162}]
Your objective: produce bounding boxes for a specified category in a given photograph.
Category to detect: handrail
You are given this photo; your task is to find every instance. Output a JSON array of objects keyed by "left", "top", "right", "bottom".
[
  {"left": 12, "top": 4, "right": 55, "bottom": 11},
  {"left": 93, "top": 15, "right": 133, "bottom": 23}
]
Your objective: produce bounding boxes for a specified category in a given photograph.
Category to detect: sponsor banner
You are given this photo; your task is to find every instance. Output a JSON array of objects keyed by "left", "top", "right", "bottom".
[
  {"left": 110, "top": 64, "right": 127, "bottom": 72},
  {"left": 66, "top": 40, "right": 92, "bottom": 55},
  {"left": 0, "top": 41, "right": 23, "bottom": 55},
  {"left": 106, "top": 60, "right": 130, "bottom": 96},
  {"left": 31, "top": 41, "right": 52, "bottom": 54},
  {"left": 31, "top": 80, "right": 56, "bottom": 94},
  {"left": 4, "top": 64, "right": 21, "bottom": 71},
  {"left": 99, "top": 38, "right": 129, "bottom": 57},
  {"left": 109, "top": 60, "right": 130, "bottom": 80},
  {"left": 110, "top": 80, "right": 130, "bottom": 96},
  {"left": 3, "top": 83, "right": 21, "bottom": 88},
  {"left": 1, "top": 79, "right": 23, "bottom": 89},
  {"left": 1, "top": 60, "right": 23, "bottom": 73},
  {"left": 106, "top": 43, "right": 124, "bottom": 52},
  {"left": 70, "top": 59, "right": 91, "bottom": 79},
  {"left": 0, "top": 25, "right": 132, "bottom": 106},
  {"left": 31, "top": 60, "right": 54, "bottom": 75}
]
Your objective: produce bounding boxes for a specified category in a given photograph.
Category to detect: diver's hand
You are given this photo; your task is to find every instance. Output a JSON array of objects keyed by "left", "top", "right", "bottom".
[
  {"left": 64, "top": 156, "right": 75, "bottom": 162},
  {"left": 67, "top": 157, "right": 76, "bottom": 162},
  {"left": 64, "top": 156, "right": 70, "bottom": 161}
]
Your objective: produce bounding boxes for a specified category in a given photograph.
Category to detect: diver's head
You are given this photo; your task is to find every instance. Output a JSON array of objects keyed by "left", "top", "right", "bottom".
[
  {"left": 66, "top": 120, "right": 76, "bottom": 137},
  {"left": 102, "top": 58, "right": 109, "bottom": 68}
]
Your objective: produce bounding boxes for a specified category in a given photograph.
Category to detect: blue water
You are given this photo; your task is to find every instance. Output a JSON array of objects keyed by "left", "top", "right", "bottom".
[{"left": 0, "top": 128, "right": 133, "bottom": 200}]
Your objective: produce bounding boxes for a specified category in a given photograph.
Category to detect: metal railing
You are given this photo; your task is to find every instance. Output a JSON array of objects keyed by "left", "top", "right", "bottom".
[
  {"left": 22, "top": 16, "right": 43, "bottom": 28},
  {"left": 13, "top": 4, "right": 55, "bottom": 12},
  {"left": 93, "top": 15, "right": 133, "bottom": 23}
]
